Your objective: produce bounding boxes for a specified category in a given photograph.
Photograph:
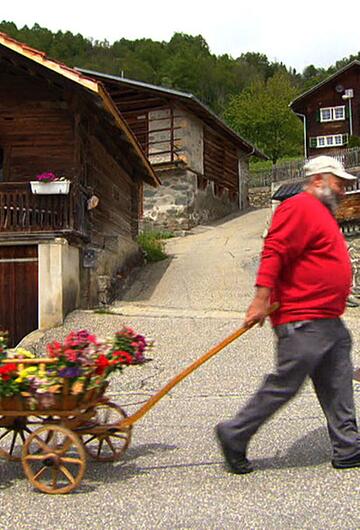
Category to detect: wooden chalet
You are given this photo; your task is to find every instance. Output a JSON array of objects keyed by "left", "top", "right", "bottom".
[
  {"left": 78, "top": 69, "right": 266, "bottom": 230},
  {"left": 290, "top": 61, "right": 360, "bottom": 158},
  {"left": 0, "top": 32, "right": 159, "bottom": 346}
]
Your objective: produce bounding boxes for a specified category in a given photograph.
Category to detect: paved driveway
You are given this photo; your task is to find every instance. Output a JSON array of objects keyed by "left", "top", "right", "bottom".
[{"left": 1, "top": 209, "right": 360, "bottom": 529}]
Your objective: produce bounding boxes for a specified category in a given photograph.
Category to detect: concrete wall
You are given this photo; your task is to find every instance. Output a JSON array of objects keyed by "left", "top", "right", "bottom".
[{"left": 38, "top": 239, "right": 80, "bottom": 329}]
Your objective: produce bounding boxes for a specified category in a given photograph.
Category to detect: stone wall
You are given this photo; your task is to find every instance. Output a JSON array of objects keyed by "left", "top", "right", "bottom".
[
  {"left": 248, "top": 186, "right": 271, "bottom": 208},
  {"left": 143, "top": 105, "right": 248, "bottom": 231},
  {"left": 142, "top": 167, "right": 239, "bottom": 231},
  {"left": 347, "top": 235, "right": 360, "bottom": 292},
  {"left": 80, "top": 235, "right": 143, "bottom": 307}
]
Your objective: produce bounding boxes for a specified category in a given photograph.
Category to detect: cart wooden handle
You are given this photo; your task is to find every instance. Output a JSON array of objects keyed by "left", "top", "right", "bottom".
[{"left": 119, "top": 302, "right": 279, "bottom": 429}]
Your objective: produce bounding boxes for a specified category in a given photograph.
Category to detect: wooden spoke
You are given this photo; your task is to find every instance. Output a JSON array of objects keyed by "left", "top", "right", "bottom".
[
  {"left": 32, "top": 434, "right": 51, "bottom": 453},
  {"left": 97, "top": 439, "right": 104, "bottom": 458},
  {"left": 105, "top": 437, "right": 116, "bottom": 454},
  {"left": 111, "top": 432, "right": 129, "bottom": 440},
  {"left": 0, "top": 429, "right": 10, "bottom": 442},
  {"left": 59, "top": 465, "right": 76, "bottom": 485},
  {"left": 33, "top": 466, "right": 47, "bottom": 481},
  {"left": 22, "top": 424, "right": 86, "bottom": 494},
  {"left": 60, "top": 456, "right": 83, "bottom": 465},
  {"left": 82, "top": 434, "right": 97, "bottom": 446},
  {"left": 19, "top": 430, "right": 26, "bottom": 443},
  {"left": 80, "top": 403, "right": 132, "bottom": 462},
  {"left": 0, "top": 417, "right": 45, "bottom": 462},
  {"left": 24, "top": 453, "right": 48, "bottom": 462},
  {"left": 9, "top": 431, "right": 18, "bottom": 455},
  {"left": 57, "top": 437, "right": 72, "bottom": 455},
  {"left": 52, "top": 467, "right": 58, "bottom": 489}
]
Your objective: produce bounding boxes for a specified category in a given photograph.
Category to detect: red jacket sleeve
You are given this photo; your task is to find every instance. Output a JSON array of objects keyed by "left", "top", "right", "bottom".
[{"left": 256, "top": 197, "right": 311, "bottom": 289}]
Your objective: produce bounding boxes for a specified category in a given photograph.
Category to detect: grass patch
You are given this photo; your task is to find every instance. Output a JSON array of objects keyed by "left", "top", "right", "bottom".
[
  {"left": 93, "top": 308, "right": 117, "bottom": 315},
  {"left": 250, "top": 155, "right": 304, "bottom": 172},
  {"left": 137, "top": 230, "right": 174, "bottom": 262}
]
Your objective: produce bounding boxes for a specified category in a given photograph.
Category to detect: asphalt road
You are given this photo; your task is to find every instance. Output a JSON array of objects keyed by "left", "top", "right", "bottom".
[{"left": 1, "top": 209, "right": 360, "bottom": 530}]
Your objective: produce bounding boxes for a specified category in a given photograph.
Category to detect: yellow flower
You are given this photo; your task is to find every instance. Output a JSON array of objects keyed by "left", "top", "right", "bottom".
[
  {"left": 18, "top": 366, "right": 38, "bottom": 381},
  {"left": 16, "top": 348, "right": 35, "bottom": 359}
]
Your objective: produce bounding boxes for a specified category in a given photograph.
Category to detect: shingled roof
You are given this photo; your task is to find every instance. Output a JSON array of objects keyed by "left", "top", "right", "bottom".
[{"left": 77, "top": 68, "right": 268, "bottom": 160}]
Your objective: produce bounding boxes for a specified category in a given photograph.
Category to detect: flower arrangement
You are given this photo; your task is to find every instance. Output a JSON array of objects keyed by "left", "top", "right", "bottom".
[
  {"left": 0, "top": 327, "right": 153, "bottom": 410},
  {"left": 35, "top": 171, "right": 60, "bottom": 183}
]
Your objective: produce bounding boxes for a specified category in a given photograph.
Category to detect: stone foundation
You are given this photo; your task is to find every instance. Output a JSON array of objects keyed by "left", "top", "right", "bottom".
[
  {"left": 142, "top": 168, "right": 240, "bottom": 231},
  {"left": 80, "top": 236, "right": 143, "bottom": 307},
  {"left": 248, "top": 186, "right": 272, "bottom": 208}
]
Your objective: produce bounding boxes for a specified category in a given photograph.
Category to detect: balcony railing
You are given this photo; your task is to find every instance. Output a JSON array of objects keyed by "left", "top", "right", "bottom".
[{"left": 0, "top": 182, "right": 88, "bottom": 238}]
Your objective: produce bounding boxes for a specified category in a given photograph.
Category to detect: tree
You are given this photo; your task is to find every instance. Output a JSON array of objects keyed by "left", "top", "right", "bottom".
[{"left": 224, "top": 72, "right": 303, "bottom": 163}]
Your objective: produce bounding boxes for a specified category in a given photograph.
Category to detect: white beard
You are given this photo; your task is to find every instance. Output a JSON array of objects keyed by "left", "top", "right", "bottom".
[{"left": 314, "top": 184, "right": 341, "bottom": 214}]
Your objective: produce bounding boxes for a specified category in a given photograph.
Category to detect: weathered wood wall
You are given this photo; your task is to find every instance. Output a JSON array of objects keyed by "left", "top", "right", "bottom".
[
  {"left": 295, "top": 66, "right": 360, "bottom": 157},
  {"left": 203, "top": 127, "right": 239, "bottom": 191},
  {"left": 0, "top": 66, "right": 76, "bottom": 181}
]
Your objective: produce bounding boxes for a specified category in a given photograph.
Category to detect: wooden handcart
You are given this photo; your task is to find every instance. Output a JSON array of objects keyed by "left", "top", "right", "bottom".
[{"left": 0, "top": 306, "right": 278, "bottom": 494}]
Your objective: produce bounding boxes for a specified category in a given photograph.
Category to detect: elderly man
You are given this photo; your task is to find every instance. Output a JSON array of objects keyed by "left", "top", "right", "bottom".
[{"left": 216, "top": 155, "right": 360, "bottom": 474}]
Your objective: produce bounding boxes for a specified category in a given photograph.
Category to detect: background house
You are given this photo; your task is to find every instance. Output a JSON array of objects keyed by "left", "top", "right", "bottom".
[
  {"left": 0, "top": 32, "right": 158, "bottom": 345},
  {"left": 78, "top": 70, "right": 266, "bottom": 231},
  {"left": 290, "top": 61, "right": 360, "bottom": 158}
]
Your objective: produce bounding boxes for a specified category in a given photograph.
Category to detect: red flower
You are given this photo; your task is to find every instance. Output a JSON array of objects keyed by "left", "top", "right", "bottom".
[
  {"left": 95, "top": 354, "right": 110, "bottom": 375},
  {"left": 47, "top": 341, "right": 62, "bottom": 357},
  {"left": 64, "top": 348, "right": 79, "bottom": 362},
  {"left": 0, "top": 363, "right": 17, "bottom": 380},
  {"left": 112, "top": 350, "right": 133, "bottom": 365}
]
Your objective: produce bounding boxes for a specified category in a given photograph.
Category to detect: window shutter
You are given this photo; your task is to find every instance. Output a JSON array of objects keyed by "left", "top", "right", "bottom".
[
  {"left": 345, "top": 105, "right": 349, "bottom": 119},
  {"left": 310, "top": 137, "right": 317, "bottom": 148},
  {"left": 316, "top": 109, "right": 321, "bottom": 122}
]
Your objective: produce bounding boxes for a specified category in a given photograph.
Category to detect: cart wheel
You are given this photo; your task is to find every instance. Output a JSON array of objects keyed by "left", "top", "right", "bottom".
[
  {"left": 22, "top": 424, "right": 86, "bottom": 494},
  {"left": 0, "top": 415, "right": 46, "bottom": 462},
  {"left": 80, "top": 402, "right": 132, "bottom": 462}
]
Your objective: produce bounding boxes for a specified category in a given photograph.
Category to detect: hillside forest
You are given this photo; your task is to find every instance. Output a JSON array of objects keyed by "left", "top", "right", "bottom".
[{"left": 1, "top": 21, "right": 360, "bottom": 163}]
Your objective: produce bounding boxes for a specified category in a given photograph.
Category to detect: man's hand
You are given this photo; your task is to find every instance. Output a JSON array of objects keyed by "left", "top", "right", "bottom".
[{"left": 244, "top": 287, "right": 271, "bottom": 327}]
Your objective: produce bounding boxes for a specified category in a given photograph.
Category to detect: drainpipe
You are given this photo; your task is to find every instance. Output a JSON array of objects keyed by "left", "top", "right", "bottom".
[
  {"left": 240, "top": 147, "right": 256, "bottom": 209},
  {"left": 294, "top": 112, "right": 308, "bottom": 159}
]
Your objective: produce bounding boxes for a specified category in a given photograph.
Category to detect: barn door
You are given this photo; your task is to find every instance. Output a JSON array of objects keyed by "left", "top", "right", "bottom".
[{"left": 0, "top": 245, "right": 38, "bottom": 347}]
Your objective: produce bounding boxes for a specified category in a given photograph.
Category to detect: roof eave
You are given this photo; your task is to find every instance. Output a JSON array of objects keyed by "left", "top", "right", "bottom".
[
  {"left": 290, "top": 60, "right": 360, "bottom": 109},
  {"left": 77, "top": 68, "right": 268, "bottom": 160},
  {"left": 0, "top": 32, "right": 159, "bottom": 187}
]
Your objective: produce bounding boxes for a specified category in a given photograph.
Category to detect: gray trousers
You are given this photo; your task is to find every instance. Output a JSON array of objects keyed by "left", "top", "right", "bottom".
[{"left": 220, "top": 318, "right": 360, "bottom": 462}]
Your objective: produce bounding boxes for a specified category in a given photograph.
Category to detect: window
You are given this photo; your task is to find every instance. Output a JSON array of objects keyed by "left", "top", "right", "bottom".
[
  {"left": 319, "top": 105, "right": 345, "bottom": 122},
  {"left": 310, "top": 134, "right": 348, "bottom": 148}
]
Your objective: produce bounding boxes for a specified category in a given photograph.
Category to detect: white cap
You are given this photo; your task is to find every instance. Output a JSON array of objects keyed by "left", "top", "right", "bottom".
[{"left": 304, "top": 155, "right": 357, "bottom": 181}]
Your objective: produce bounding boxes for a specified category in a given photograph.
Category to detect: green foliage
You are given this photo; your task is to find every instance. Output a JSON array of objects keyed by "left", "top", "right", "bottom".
[
  {"left": 224, "top": 72, "right": 303, "bottom": 163},
  {"left": 250, "top": 155, "right": 303, "bottom": 172},
  {"left": 1, "top": 19, "right": 359, "bottom": 159},
  {"left": 137, "top": 230, "right": 174, "bottom": 262},
  {"left": 348, "top": 135, "right": 360, "bottom": 148}
]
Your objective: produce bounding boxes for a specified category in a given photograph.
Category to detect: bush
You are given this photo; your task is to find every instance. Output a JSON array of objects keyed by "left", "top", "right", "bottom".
[
  {"left": 348, "top": 135, "right": 360, "bottom": 148},
  {"left": 137, "top": 230, "right": 174, "bottom": 262}
]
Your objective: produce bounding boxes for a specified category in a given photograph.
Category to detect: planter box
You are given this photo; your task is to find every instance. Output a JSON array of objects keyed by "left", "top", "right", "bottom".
[{"left": 30, "top": 180, "right": 70, "bottom": 195}]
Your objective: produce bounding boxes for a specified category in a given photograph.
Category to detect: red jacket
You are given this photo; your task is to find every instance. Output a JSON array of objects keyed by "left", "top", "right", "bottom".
[{"left": 256, "top": 192, "right": 352, "bottom": 326}]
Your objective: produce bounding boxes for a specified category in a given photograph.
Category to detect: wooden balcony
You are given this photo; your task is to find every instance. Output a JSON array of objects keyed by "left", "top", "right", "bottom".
[{"left": 0, "top": 182, "right": 89, "bottom": 240}]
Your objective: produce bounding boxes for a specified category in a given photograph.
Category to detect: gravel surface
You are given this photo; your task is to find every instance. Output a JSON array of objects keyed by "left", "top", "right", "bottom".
[{"left": 1, "top": 208, "right": 360, "bottom": 530}]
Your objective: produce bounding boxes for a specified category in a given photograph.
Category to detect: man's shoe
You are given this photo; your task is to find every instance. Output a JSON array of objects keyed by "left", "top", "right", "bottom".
[
  {"left": 215, "top": 424, "right": 253, "bottom": 475},
  {"left": 332, "top": 453, "right": 360, "bottom": 469}
]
